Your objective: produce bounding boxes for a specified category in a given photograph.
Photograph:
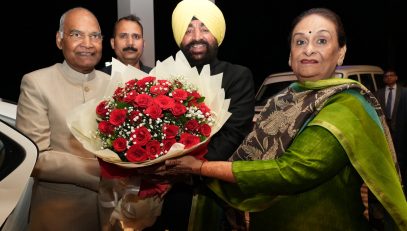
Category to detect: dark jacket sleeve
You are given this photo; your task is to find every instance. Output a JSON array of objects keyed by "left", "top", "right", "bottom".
[
  {"left": 205, "top": 63, "right": 255, "bottom": 161},
  {"left": 396, "top": 87, "right": 407, "bottom": 184}
]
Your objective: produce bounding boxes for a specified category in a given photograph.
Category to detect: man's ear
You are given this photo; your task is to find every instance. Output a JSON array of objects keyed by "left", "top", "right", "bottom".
[
  {"left": 288, "top": 53, "right": 292, "bottom": 67},
  {"left": 56, "top": 31, "right": 63, "bottom": 50},
  {"left": 110, "top": 38, "right": 115, "bottom": 49}
]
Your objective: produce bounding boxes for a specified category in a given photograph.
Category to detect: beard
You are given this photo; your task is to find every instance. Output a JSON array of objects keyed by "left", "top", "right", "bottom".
[{"left": 181, "top": 40, "right": 218, "bottom": 68}]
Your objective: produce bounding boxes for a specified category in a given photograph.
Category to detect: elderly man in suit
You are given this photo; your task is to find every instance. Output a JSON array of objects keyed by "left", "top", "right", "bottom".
[
  {"left": 375, "top": 68, "right": 407, "bottom": 194},
  {"left": 375, "top": 68, "right": 404, "bottom": 138},
  {"left": 16, "top": 7, "right": 109, "bottom": 231}
]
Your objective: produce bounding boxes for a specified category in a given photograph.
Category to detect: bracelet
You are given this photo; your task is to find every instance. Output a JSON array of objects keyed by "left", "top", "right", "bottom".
[{"left": 199, "top": 161, "right": 205, "bottom": 176}]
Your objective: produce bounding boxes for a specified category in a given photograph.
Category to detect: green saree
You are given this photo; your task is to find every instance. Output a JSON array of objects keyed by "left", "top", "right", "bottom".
[{"left": 203, "top": 79, "right": 407, "bottom": 230}]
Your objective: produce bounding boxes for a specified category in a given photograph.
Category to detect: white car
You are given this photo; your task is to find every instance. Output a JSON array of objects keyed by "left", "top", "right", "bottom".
[
  {"left": 0, "top": 100, "right": 17, "bottom": 127},
  {"left": 0, "top": 99, "right": 37, "bottom": 230},
  {"left": 254, "top": 65, "right": 384, "bottom": 122}
]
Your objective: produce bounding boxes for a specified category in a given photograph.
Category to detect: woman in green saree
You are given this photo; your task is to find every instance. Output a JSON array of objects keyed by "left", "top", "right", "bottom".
[{"left": 165, "top": 8, "right": 407, "bottom": 231}]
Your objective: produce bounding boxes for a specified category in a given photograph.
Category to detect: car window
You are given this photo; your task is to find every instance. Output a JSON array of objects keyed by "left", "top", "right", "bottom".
[
  {"left": 375, "top": 74, "right": 385, "bottom": 91},
  {"left": 0, "top": 120, "right": 37, "bottom": 228},
  {"left": 359, "top": 73, "right": 375, "bottom": 92},
  {"left": 0, "top": 100, "right": 17, "bottom": 127},
  {"left": 347, "top": 74, "right": 358, "bottom": 81},
  {"left": 0, "top": 132, "right": 25, "bottom": 181}
]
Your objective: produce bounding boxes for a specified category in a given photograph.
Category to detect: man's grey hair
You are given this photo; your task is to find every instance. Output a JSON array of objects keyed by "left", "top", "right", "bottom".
[{"left": 58, "top": 7, "right": 90, "bottom": 38}]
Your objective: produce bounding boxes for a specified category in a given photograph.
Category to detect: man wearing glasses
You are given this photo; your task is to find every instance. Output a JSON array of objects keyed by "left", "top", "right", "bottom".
[
  {"left": 375, "top": 68, "right": 407, "bottom": 191},
  {"left": 16, "top": 7, "right": 109, "bottom": 231},
  {"left": 375, "top": 69, "right": 404, "bottom": 136}
]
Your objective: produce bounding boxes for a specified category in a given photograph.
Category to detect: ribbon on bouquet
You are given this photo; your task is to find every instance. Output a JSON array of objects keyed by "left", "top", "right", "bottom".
[
  {"left": 98, "top": 175, "right": 164, "bottom": 230},
  {"left": 98, "top": 141, "right": 209, "bottom": 200},
  {"left": 97, "top": 142, "right": 209, "bottom": 230}
]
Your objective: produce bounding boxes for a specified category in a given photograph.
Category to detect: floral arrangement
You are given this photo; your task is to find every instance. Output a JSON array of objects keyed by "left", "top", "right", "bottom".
[
  {"left": 66, "top": 51, "right": 231, "bottom": 230},
  {"left": 67, "top": 51, "right": 231, "bottom": 168},
  {"left": 95, "top": 75, "right": 214, "bottom": 163}
]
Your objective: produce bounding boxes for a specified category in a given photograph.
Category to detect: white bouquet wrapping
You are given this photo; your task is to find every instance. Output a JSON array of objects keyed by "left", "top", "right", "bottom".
[{"left": 66, "top": 51, "right": 231, "bottom": 230}]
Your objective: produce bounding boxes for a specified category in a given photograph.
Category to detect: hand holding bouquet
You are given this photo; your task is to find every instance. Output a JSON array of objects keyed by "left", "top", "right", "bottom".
[
  {"left": 67, "top": 51, "right": 230, "bottom": 167},
  {"left": 66, "top": 51, "right": 231, "bottom": 230}
]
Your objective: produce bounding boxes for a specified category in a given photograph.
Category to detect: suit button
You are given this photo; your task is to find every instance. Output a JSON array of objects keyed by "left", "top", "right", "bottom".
[{"left": 84, "top": 86, "right": 90, "bottom": 92}]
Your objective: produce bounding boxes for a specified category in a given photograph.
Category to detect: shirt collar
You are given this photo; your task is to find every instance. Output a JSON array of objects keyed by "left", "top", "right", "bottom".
[
  {"left": 60, "top": 61, "right": 96, "bottom": 85},
  {"left": 387, "top": 84, "right": 397, "bottom": 91}
]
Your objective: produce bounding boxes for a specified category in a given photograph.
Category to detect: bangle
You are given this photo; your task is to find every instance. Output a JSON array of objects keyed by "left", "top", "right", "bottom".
[{"left": 199, "top": 161, "right": 205, "bottom": 175}]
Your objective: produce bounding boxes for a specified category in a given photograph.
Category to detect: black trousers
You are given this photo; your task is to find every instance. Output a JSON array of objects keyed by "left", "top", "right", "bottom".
[{"left": 144, "top": 183, "right": 194, "bottom": 231}]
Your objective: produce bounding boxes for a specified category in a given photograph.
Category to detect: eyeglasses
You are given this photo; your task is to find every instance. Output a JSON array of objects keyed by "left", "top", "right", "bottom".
[{"left": 61, "top": 30, "right": 103, "bottom": 42}]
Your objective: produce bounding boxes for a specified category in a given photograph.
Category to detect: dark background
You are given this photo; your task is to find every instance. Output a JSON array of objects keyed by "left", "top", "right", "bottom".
[{"left": 1, "top": 0, "right": 405, "bottom": 103}]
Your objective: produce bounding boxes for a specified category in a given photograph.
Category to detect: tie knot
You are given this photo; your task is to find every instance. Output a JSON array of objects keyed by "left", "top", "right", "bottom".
[{"left": 389, "top": 87, "right": 393, "bottom": 90}]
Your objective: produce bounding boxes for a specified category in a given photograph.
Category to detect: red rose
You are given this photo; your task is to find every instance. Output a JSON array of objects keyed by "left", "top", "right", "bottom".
[
  {"left": 98, "top": 121, "right": 115, "bottom": 135},
  {"left": 162, "top": 138, "right": 176, "bottom": 151},
  {"left": 144, "top": 103, "right": 163, "bottom": 119},
  {"left": 199, "top": 103, "right": 211, "bottom": 116},
  {"left": 154, "top": 95, "right": 174, "bottom": 109},
  {"left": 113, "top": 87, "right": 124, "bottom": 101},
  {"left": 170, "top": 102, "right": 187, "bottom": 116},
  {"left": 95, "top": 75, "right": 215, "bottom": 165},
  {"left": 113, "top": 137, "right": 127, "bottom": 152},
  {"left": 129, "top": 110, "right": 142, "bottom": 122},
  {"left": 132, "top": 126, "right": 152, "bottom": 146},
  {"left": 172, "top": 89, "right": 188, "bottom": 101},
  {"left": 146, "top": 140, "right": 162, "bottom": 159},
  {"left": 150, "top": 85, "right": 169, "bottom": 95},
  {"left": 96, "top": 100, "right": 109, "bottom": 117},
  {"left": 190, "top": 91, "right": 201, "bottom": 99},
  {"left": 157, "top": 80, "right": 171, "bottom": 86},
  {"left": 179, "top": 133, "right": 200, "bottom": 148},
  {"left": 188, "top": 91, "right": 202, "bottom": 105},
  {"left": 136, "top": 76, "right": 156, "bottom": 88},
  {"left": 185, "top": 119, "right": 199, "bottom": 131},
  {"left": 125, "top": 79, "right": 137, "bottom": 89},
  {"left": 109, "top": 109, "right": 127, "bottom": 126},
  {"left": 163, "top": 124, "right": 179, "bottom": 139},
  {"left": 126, "top": 144, "right": 148, "bottom": 162},
  {"left": 123, "top": 90, "right": 138, "bottom": 103},
  {"left": 199, "top": 123, "right": 211, "bottom": 137},
  {"left": 135, "top": 94, "right": 153, "bottom": 108}
]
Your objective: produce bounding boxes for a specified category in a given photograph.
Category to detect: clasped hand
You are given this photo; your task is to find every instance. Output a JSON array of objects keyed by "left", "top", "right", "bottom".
[{"left": 136, "top": 155, "right": 204, "bottom": 176}]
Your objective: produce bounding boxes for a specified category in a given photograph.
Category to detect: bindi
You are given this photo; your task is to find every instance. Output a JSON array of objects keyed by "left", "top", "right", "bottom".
[{"left": 308, "top": 31, "right": 312, "bottom": 34}]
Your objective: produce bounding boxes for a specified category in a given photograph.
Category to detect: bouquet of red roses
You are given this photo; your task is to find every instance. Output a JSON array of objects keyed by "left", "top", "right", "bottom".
[
  {"left": 67, "top": 51, "right": 230, "bottom": 167},
  {"left": 95, "top": 74, "right": 214, "bottom": 164},
  {"left": 67, "top": 51, "right": 231, "bottom": 230}
]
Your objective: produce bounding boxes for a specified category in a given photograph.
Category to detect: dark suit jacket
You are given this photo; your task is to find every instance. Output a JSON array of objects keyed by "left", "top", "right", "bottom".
[
  {"left": 375, "top": 84, "right": 403, "bottom": 133},
  {"left": 395, "top": 88, "right": 407, "bottom": 186},
  {"left": 145, "top": 58, "right": 255, "bottom": 231}
]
